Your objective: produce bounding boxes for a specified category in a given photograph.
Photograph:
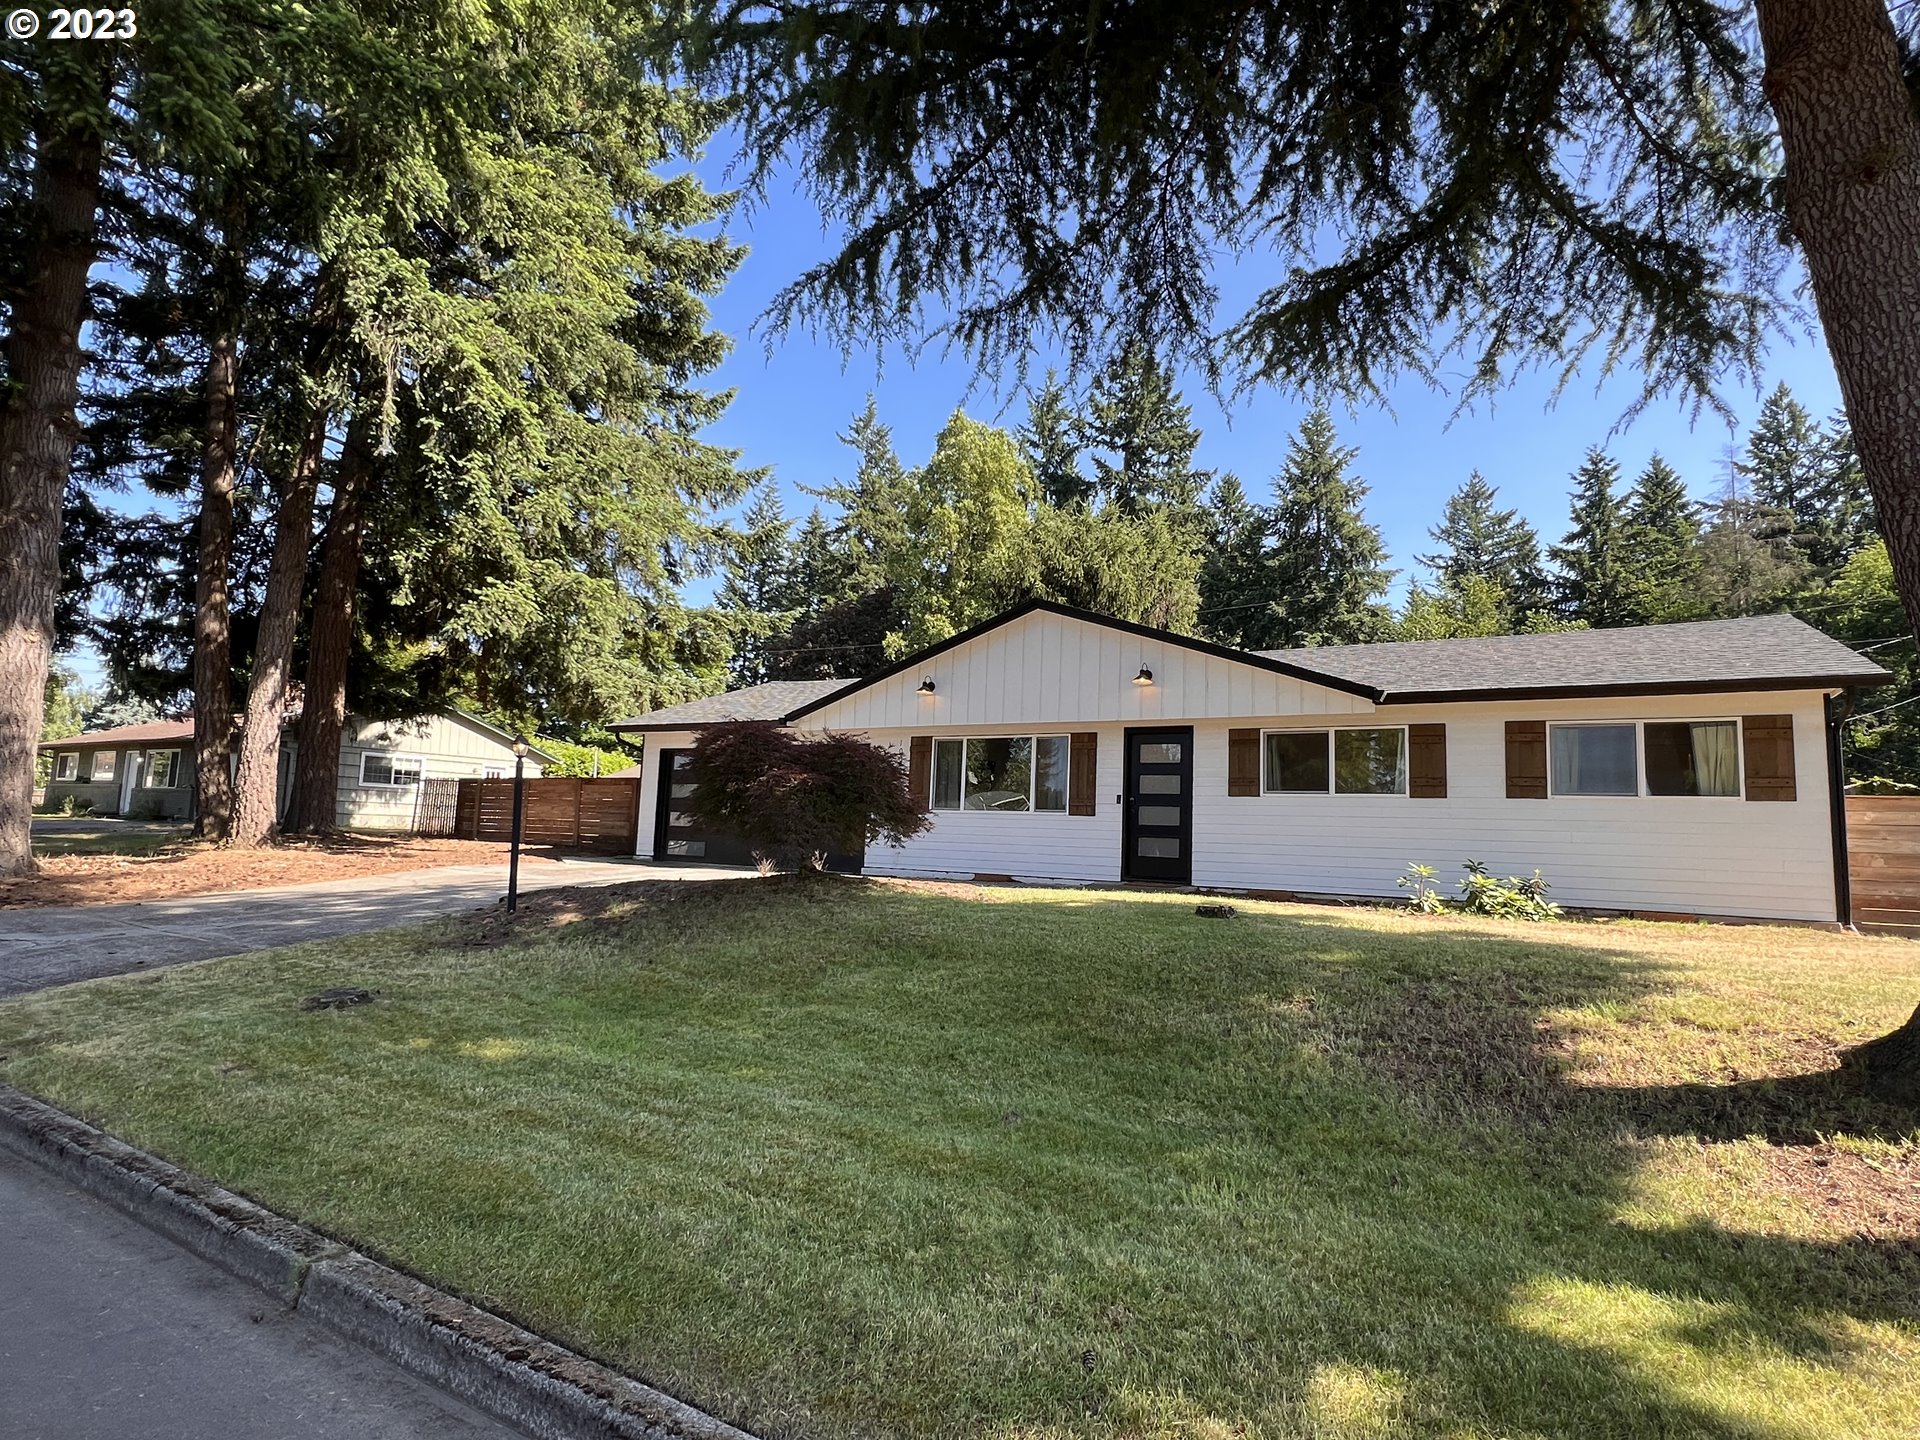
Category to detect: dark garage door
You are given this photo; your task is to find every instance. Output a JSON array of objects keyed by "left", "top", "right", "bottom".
[{"left": 652, "top": 748, "right": 864, "bottom": 871}]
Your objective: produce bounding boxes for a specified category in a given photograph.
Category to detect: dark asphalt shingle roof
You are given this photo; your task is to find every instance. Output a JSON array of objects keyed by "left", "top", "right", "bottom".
[
  {"left": 1255, "top": 613, "right": 1891, "bottom": 701},
  {"left": 608, "top": 678, "right": 853, "bottom": 731}
]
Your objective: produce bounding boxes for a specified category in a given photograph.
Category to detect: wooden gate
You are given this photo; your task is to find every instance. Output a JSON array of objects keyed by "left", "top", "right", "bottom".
[
  {"left": 454, "top": 777, "right": 641, "bottom": 855},
  {"left": 1846, "top": 795, "right": 1920, "bottom": 936}
]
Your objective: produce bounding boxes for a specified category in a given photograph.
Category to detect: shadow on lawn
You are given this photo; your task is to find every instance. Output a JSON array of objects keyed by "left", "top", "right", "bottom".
[{"left": 332, "top": 880, "right": 1920, "bottom": 1436}]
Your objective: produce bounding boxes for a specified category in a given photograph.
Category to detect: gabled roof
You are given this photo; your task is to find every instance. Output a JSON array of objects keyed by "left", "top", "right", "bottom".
[
  {"left": 778, "top": 600, "right": 1388, "bottom": 724},
  {"left": 1255, "top": 613, "right": 1892, "bottom": 702},
  {"left": 608, "top": 678, "right": 853, "bottom": 733},
  {"left": 37, "top": 719, "right": 194, "bottom": 751}
]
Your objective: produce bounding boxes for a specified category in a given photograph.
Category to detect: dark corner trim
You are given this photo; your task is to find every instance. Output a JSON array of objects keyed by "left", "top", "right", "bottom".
[{"left": 1827, "top": 692, "right": 1853, "bottom": 929}]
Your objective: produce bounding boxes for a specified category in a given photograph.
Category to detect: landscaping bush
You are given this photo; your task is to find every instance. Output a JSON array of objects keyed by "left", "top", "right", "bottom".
[
  {"left": 686, "top": 721, "right": 932, "bottom": 870},
  {"left": 538, "top": 738, "right": 639, "bottom": 778},
  {"left": 1398, "top": 859, "right": 1562, "bottom": 921}
]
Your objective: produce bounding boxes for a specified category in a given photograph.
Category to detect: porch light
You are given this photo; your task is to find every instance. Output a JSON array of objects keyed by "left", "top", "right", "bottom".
[
  {"left": 1133, "top": 666, "right": 1154, "bottom": 686},
  {"left": 917, "top": 677, "right": 937, "bottom": 694}
]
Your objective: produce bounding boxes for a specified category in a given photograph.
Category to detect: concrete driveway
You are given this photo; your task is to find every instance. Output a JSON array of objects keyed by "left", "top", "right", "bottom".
[{"left": 0, "top": 857, "right": 754, "bottom": 998}]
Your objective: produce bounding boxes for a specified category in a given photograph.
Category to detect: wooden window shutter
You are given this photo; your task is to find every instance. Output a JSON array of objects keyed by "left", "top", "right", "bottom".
[
  {"left": 1505, "top": 720, "right": 1548, "bottom": 799},
  {"left": 1228, "top": 728, "right": 1260, "bottom": 796},
  {"left": 1408, "top": 724, "right": 1447, "bottom": 798},
  {"left": 1068, "top": 732, "right": 1098, "bottom": 816},
  {"left": 1742, "top": 714, "right": 1796, "bottom": 801},
  {"left": 908, "top": 736, "right": 933, "bottom": 805}
]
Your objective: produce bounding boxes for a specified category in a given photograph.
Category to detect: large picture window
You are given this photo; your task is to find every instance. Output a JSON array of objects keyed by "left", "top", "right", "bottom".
[
  {"left": 147, "top": 750, "right": 179, "bottom": 789},
  {"left": 1262, "top": 728, "right": 1406, "bottom": 796},
  {"left": 930, "top": 735, "right": 1070, "bottom": 812},
  {"left": 360, "top": 752, "right": 423, "bottom": 788},
  {"left": 1545, "top": 719, "right": 1744, "bottom": 798}
]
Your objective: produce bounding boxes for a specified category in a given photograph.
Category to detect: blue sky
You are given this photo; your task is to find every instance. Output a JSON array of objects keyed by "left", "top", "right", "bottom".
[{"left": 696, "top": 159, "right": 1845, "bottom": 602}]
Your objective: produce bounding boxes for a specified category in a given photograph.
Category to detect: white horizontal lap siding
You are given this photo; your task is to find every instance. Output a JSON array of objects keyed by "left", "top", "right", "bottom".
[
  {"left": 843, "top": 725, "right": 1125, "bottom": 882},
  {"left": 802, "top": 608, "right": 1374, "bottom": 731},
  {"left": 1191, "top": 691, "right": 1838, "bottom": 922},
  {"left": 334, "top": 713, "right": 542, "bottom": 832}
]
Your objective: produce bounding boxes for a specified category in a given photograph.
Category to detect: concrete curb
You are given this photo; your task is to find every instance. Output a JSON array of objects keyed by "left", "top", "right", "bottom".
[{"left": 0, "top": 1085, "right": 759, "bottom": 1440}]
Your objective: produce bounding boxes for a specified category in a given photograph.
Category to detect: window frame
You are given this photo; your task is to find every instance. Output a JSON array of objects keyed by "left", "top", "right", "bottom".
[
  {"left": 146, "top": 749, "right": 180, "bottom": 789},
  {"left": 927, "top": 733, "right": 1074, "bottom": 814},
  {"left": 359, "top": 751, "right": 425, "bottom": 789},
  {"left": 1546, "top": 718, "right": 1745, "bottom": 800},
  {"left": 1259, "top": 726, "right": 1410, "bottom": 798},
  {"left": 54, "top": 752, "right": 79, "bottom": 782}
]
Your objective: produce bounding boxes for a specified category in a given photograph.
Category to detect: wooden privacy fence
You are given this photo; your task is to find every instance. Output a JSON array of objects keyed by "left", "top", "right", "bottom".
[
  {"left": 453, "top": 777, "right": 641, "bottom": 855},
  {"left": 1846, "top": 795, "right": 1920, "bottom": 936}
]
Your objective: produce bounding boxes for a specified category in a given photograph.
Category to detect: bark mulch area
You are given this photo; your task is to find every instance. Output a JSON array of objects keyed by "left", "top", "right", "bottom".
[{"left": 2, "top": 835, "right": 558, "bottom": 909}]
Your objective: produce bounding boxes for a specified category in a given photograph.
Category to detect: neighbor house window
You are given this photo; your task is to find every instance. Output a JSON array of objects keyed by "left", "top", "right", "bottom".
[
  {"left": 360, "top": 753, "right": 423, "bottom": 787},
  {"left": 55, "top": 753, "right": 78, "bottom": 781},
  {"left": 1643, "top": 721, "right": 1741, "bottom": 797},
  {"left": 930, "top": 735, "right": 1071, "bottom": 812},
  {"left": 1549, "top": 724, "right": 1638, "bottom": 796},
  {"left": 146, "top": 750, "right": 179, "bottom": 789},
  {"left": 1262, "top": 728, "right": 1407, "bottom": 795},
  {"left": 90, "top": 750, "right": 116, "bottom": 782}
]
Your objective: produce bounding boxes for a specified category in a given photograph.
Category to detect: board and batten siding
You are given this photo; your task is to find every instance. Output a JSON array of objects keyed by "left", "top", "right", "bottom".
[
  {"left": 799, "top": 607, "right": 1376, "bottom": 731},
  {"left": 335, "top": 713, "right": 543, "bottom": 832},
  {"left": 842, "top": 689, "right": 1839, "bottom": 922}
]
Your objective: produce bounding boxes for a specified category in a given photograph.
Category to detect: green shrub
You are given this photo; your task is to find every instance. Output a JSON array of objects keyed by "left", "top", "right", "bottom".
[
  {"left": 537, "top": 738, "right": 639, "bottom": 778},
  {"left": 1398, "top": 859, "right": 1562, "bottom": 922}
]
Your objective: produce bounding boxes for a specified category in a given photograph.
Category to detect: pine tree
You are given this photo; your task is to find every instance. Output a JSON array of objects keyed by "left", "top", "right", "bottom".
[
  {"left": 1254, "top": 409, "right": 1392, "bottom": 647},
  {"left": 719, "top": 487, "right": 796, "bottom": 684},
  {"left": 1695, "top": 464, "right": 1811, "bottom": 618},
  {"left": 1020, "top": 370, "right": 1091, "bottom": 509},
  {"left": 1080, "top": 342, "right": 1203, "bottom": 518},
  {"left": 1197, "top": 473, "right": 1276, "bottom": 649},
  {"left": 1622, "top": 455, "right": 1704, "bottom": 623},
  {"left": 1417, "top": 471, "right": 1552, "bottom": 624},
  {"left": 1551, "top": 451, "right": 1637, "bottom": 628}
]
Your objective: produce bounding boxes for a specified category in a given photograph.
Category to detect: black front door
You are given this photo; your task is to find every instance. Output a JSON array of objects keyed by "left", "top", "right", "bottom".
[{"left": 1123, "top": 727, "right": 1193, "bottom": 883}]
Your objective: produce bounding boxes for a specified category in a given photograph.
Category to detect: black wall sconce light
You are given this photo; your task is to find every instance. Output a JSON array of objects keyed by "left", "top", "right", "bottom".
[
  {"left": 1133, "top": 666, "right": 1154, "bottom": 686},
  {"left": 917, "top": 677, "right": 937, "bottom": 694}
]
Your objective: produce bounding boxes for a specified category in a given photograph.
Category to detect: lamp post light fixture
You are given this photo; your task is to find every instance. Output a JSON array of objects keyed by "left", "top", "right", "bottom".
[
  {"left": 1132, "top": 666, "right": 1155, "bottom": 686},
  {"left": 506, "top": 738, "right": 529, "bottom": 913}
]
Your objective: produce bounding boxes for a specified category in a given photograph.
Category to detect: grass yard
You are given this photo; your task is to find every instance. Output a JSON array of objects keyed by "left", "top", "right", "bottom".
[{"left": 0, "top": 878, "right": 1916, "bottom": 1440}]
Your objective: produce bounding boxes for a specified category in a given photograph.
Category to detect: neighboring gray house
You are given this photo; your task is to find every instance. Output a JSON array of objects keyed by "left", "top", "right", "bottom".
[{"left": 38, "top": 709, "right": 549, "bottom": 830}]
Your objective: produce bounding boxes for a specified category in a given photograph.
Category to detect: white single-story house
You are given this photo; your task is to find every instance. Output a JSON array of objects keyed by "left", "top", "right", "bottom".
[
  {"left": 38, "top": 708, "right": 550, "bottom": 830},
  {"left": 609, "top": 601, "right": 1891, "bottom": 924}
]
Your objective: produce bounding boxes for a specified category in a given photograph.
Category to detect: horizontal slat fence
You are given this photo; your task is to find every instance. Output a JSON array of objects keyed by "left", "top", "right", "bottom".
[
  {"left": 1846, "top": 795, "right": 1920, "bottom": 936},
  {"left": 454, "top": 777, "right": 640, "bottom": 855}
]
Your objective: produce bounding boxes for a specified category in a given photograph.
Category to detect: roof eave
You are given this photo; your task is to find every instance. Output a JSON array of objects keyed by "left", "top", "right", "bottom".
[
  {"left": 1377, "top": 672, "right": 1894, "bottom": 705},
  {"left": 778, "top": 599, "right": 1386, "bottom": 725}
]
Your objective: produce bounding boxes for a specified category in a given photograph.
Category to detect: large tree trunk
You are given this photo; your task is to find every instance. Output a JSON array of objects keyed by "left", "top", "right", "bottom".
[
  {"left": 286, "top": 411, "right": 375, "bottom": 834},
  {"left": 1755, "top": 0, "right": 1920, "bottom": 1101},
  {"left": 228, "top": 400, "right": 329, "bottom": 847},
  {"left": 193, "top": 330, "right": 240, "bottom": 839},
  {"left": 0, "top": 120, "right": 103, "bottom": 877}
]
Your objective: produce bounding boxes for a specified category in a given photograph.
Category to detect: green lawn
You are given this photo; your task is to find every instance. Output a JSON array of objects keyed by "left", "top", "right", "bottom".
[{"left": 1, "top": 878, "right": 1916, "bottom": 1440}]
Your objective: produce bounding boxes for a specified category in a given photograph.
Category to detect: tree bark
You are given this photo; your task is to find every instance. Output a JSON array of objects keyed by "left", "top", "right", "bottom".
[
  {"left": 193, "top": 329, "right": 240, "bottom": 839},
  {"left": 228, "top": 399, "right": 329, "bottom": 847},
  {"left": 285, "top": 410, "right": 375, "bottom": 834},
  {"left": 0, "top": 119, "right": 103, "bottom": 876},
  {"left": 1755, "top": 0, "right": 1920, "bottom": 1101}
]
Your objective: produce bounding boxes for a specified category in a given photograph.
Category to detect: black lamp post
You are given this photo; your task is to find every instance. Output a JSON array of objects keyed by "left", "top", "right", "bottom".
[{"left": 506, "top": 739, "right": 529, "bottom": 913}]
